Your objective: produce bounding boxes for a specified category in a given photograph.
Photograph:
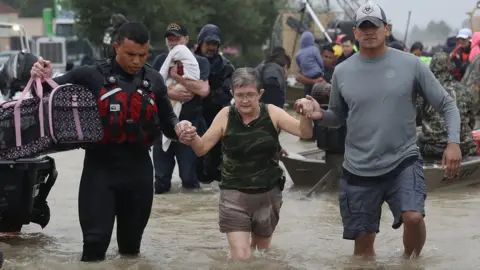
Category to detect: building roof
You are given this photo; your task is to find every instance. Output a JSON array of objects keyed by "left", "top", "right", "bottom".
[{"left": 0, "top": 3, "right": 19, "bottom": 14}]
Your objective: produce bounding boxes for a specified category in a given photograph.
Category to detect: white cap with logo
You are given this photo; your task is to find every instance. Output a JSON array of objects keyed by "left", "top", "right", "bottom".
[
  {"left": 457, "top": 28, "right": 472, "bottom": 40},
  {"left": 354, "top": 1, "right": 388, "bottom": 28}
]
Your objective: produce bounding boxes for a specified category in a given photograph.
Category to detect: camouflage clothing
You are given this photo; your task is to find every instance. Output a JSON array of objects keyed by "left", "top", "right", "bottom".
[
  {"left": 220, "top": 103, "right": 284, "bottom": 191},
  {"left": 418, "top": 52, "right": 478, "bottom": 158},
  {"left": 462, "top": 53, "right": 480, "bottom": 114}
]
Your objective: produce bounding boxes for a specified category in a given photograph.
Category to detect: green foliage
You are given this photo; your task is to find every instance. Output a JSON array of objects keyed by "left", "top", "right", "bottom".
[
  {"left": 18, "top": 0, "right": 54, "bottom": 17},
  {"left": 70, "top": 0, "right": 286, "bottom": 66},
  {"left": 0, "top": 0, "right": 21, "bottom": 9},
  {"left": 409, "top": 20, "right": 453, "bottom": 45}
]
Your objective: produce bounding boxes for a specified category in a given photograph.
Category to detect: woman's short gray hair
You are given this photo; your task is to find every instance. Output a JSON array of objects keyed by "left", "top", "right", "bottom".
[{"left": 231, "top": 67, "right": 260, "bottom": 91}]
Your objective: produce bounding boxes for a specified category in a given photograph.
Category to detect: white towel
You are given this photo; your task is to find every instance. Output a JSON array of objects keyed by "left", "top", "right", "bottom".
[{"left": 159, "top": 44, "right": 200, "bottom": 151}]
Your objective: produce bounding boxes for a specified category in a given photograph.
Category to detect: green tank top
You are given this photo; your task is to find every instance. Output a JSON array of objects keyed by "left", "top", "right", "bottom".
[{"left": 220, "top": 103, "right": 283, "bottom": 191}]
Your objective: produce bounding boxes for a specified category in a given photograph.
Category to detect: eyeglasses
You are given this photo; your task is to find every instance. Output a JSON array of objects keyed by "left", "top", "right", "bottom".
[{"left": 234, "top": 92, "right": 258, "bottom": 100}]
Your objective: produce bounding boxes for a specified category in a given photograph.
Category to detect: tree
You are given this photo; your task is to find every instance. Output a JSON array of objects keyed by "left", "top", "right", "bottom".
[
  {"left": 408, "top": 20, "right": 453, "bottom": 48},
  {"left": 0, "top": 0, "right": 21, "bottom": 9},
  {"left": 70, "top": 0, "right": 285, "bottom": 65},
  {"left": 18, "top": 0, "right": 54, "bottom": 17},
  {"left": 425, "top": 20, "right": 452, "bottom": 39}
]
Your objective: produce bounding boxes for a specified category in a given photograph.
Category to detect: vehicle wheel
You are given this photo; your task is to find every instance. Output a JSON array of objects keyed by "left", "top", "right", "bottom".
[{"left": 0, "top": 221, "right": 22, "bottom": 233}]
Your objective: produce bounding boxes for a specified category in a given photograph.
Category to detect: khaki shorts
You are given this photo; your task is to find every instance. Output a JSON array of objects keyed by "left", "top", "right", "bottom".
[{"left": 219, "top": 187, "right": 283, "bottom": 236}]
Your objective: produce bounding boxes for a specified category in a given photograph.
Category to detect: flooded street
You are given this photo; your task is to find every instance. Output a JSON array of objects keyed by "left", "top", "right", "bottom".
[{"left": 1, "top": 133, "right": 480, "bottom": 269}]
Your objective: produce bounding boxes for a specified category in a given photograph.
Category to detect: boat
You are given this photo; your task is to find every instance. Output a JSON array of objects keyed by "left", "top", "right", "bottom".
[{"left": 281, "top": 149, "right": 480, "bottom": 193}]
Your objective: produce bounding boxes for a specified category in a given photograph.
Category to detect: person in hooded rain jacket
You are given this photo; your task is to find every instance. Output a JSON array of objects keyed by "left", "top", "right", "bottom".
[
  {"left": 468, "top": 32, "right": 480, "bottom": 63},
  {"left": 418, "top": 52, "right": 478, "bottom": 159},
  {"left": 462, "top": 32, "right": 480, "bottom": 114},
  {"left": 295, "top": 31, "right": 324, "bottom": 96},
  {"left": 194, "top": 24, "right": 235, "bottom": 184}
]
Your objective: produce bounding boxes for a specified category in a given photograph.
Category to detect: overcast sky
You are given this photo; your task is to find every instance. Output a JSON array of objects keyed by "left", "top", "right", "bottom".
[{"left": 332, "top": 0, "right": 474, "bottom": 32}]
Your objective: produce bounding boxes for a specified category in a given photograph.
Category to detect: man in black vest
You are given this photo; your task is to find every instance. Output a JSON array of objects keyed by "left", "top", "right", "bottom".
[{"left": 30, "top": 22, "right": 189, "bottom": 262}]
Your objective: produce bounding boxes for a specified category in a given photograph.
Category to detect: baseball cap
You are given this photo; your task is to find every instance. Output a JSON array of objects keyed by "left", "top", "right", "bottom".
[
  {"left": 457, "top": 28, "right": 472, "bottom": 40},
  {"left": 354, "top": 2, "right": 387, "bottom": 28},
  {"left": 164, "top": 23, "right": 188, "bottom": 37}
]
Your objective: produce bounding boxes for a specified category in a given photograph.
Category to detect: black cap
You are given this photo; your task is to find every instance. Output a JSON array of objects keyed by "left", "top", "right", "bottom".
[{"left": 164, "top": 23, "right": 188, "bottom": 37}]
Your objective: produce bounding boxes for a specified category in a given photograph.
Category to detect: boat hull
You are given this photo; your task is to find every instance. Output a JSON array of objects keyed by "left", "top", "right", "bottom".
[{"left": 281, "top": 149, "right": 480, "bottom": 192}]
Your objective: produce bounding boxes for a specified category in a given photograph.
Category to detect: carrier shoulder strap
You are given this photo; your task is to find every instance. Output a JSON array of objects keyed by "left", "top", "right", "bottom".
[
  {"left": 96, "top": 59, "right": 152, "bottom": 91},
  {"left": 139, "top": 66, "right": 151, "bottom": 91},
  {"left": 96, "top": 58, "right": 117, "bottom": 86}
]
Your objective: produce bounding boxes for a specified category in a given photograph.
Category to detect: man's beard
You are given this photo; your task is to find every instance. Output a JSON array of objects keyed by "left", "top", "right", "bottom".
[
  {"left": 204, "top": 49, "right": 218, "bottom": 57},
  {"left": 165, "top": 38, "right": 174, "bottom": 51}
]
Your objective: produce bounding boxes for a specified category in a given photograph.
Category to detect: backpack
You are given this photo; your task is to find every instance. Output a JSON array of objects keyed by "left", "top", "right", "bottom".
[
  {"left": 96, "top": 60, "right": 161, "bottom": 147},
  {"left": 0, "top": 52, "right": 38, "bottom": 98},
  {"left": 43, "top": 78, "right": 104, "bottom": 146}
]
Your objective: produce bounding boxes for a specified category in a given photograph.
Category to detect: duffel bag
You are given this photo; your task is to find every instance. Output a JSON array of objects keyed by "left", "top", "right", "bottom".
[{"left": 0, "top": 78, "right": 52, "bottom": 160}]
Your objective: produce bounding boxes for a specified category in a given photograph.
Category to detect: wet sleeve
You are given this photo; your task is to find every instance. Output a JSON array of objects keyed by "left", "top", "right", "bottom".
[
  {"left": 40, "top": 66, "right": 92, "bottom": 94},
  {"left": 220, "top": 61, "right": 234, "bottom": 96},
  {"left": 197, "top": 57, "right": 210, "bottom": 81},
  {"left": 152, "top": 74, "right": 179, "bottom": 140},
  {"left": 261, "top": 77, "right": 284, "bottom": 108},
  {"left": 224, "top": 61, "right": 234, "bottom": 82},
  {"left": 316, "top": 72, "right": 347, "bottom": 128},
  {"left": 415, "top": 59, "right": 460, "bottom": 144}
]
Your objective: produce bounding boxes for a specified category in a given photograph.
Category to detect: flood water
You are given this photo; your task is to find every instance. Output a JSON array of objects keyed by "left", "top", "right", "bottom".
[{"left": 1, "top": 133, "right": 480, "bottom": 269}]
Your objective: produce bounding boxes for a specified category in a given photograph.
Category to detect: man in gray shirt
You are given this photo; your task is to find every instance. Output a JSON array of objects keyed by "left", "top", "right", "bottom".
[{"left": 296, "top": 1, "right": 462, "bottom": 259}]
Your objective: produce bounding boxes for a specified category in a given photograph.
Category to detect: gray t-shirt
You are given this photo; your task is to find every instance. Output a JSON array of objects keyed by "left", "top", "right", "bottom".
[{"left": 317, "top": 47, "right": 461, "bottom": 177}]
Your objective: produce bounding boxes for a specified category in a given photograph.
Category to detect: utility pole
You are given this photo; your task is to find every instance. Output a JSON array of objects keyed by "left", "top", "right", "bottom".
[{"left": 403, "top": 11, "right": 412, "bottom": 45}]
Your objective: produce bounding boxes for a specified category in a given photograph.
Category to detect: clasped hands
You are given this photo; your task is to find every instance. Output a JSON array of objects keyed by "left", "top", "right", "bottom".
[
  {"left": 294, "top": 95, "right": 323, "bottom": 120},
  {"left": 175, "top": 120, "right": 198, "bottom": 145}
]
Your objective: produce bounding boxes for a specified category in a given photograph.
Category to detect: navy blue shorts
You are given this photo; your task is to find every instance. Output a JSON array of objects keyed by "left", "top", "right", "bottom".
[{"left": 338, "top": 156, "right": 426, "bottom": 240}]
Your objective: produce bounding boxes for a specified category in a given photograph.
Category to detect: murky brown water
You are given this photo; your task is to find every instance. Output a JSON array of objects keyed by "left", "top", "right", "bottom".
[{"left": 1, "top": 133, "right": 480, "bottom": 269}]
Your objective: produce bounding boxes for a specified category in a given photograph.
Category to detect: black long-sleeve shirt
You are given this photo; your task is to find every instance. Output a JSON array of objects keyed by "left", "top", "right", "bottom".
[{"left": 45, "top": 60, "right": 179, "bottom": 162}]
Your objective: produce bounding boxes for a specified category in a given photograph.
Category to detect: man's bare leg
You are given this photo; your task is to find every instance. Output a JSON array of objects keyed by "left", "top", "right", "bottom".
[
  {"left": 354, "top": 232, "right": 376, "bottom": 258},
  {"left": 226, "top": 231, "right": 252, "bottom": 261},
  {"left": 402, "top": 211, "right": 426, "bottom": 258},
  {"left": 251, "top": 234, "right": 272, "bottom": 249}
]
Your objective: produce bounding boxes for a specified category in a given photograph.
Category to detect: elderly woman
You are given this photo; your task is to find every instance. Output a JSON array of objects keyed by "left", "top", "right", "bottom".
[
  {"left": 417, "top": 52, "right": 478, "bottom": 159},
  {"left": 179, "top": 67, "right": 313, "bottom": 261}
]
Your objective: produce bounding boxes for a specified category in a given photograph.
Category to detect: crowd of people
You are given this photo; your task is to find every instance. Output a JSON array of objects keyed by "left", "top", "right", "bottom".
[{"left": 15, "top": 0, "right": 469, "bottom": 265}]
